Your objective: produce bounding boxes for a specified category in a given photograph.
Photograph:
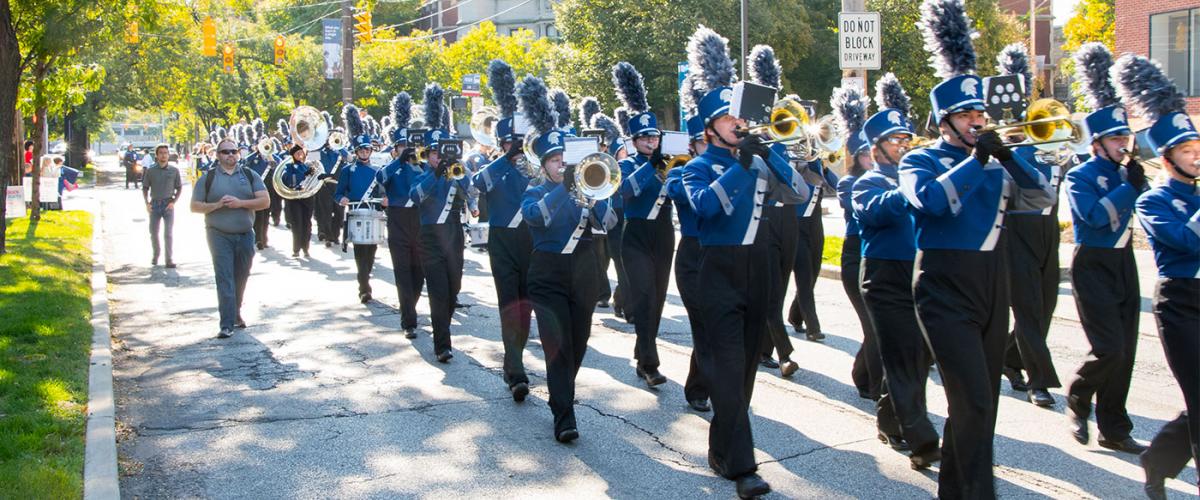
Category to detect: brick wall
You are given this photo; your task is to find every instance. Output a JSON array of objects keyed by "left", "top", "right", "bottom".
[{"left": 1115, "top": 0, "right": 1200, "bottom": 118}]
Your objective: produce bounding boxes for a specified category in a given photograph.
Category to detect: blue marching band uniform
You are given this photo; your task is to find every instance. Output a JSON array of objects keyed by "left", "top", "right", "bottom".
[{"left": 200, "top": 12, "right": 1199, "bottom": 498}]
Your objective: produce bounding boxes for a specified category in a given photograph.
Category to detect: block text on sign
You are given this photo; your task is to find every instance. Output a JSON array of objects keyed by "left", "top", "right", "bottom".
[{"left": 838, "top": 12, "right": 882, "bottom": 70}]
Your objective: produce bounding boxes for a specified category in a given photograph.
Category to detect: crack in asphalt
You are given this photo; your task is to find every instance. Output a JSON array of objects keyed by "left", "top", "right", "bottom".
[
  {"left": 756, "top": 437, "right": 876, "bottom": 466},
  {"left": 575, "top": 402, "right": 704, "bottom": 470}
]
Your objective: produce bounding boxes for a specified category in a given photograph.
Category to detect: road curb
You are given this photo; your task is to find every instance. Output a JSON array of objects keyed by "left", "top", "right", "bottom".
[{"left": 84, "top": 206, "right": 119, "bottom": 500}]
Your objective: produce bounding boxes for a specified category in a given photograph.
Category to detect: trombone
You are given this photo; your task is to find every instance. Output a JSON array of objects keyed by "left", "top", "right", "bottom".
[
  {"left": 569, "top": 152, "right": 622, "bottom": 205},
  {"left": 739, "top": 97, "right": 844, "bottom": 162},
  {"left": 975, "top": 98, "right": 1084, "bottom": 152}
]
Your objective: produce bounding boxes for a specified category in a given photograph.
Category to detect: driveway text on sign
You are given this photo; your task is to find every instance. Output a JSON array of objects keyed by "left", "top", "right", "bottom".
[{"left": 838, "top": 12, "right": 882, "bottom": 71}]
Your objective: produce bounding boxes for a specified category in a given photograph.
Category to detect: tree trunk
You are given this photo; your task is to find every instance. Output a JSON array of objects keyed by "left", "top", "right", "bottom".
[
  {"left": 29, "top": 60, "right": 48, "bottom": 221},
  {"left": 66, "top": 109, "right": 89, "bottom": 168},
  {"left": 0, "top": 0, "right": 19, "bottom": 254}
]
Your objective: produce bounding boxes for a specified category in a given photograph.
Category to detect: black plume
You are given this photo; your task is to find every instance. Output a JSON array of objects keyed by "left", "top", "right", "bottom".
[
  {"left": 579, "top": 97, "right": 600, "bottom": 131},
  {"left": 516, "top": 75, "right": 557, "bottom": 135},
  {"left": 1074, "top": 42, "right": 1119, "bottom": 110},
  {"left": 831, "top": 87, "right": 868, "bottom": 134},
  {"left": 679, "top": 73, "right": 705, "bottom": 115},
  {"left": 918, "top": 0, "right": 977, "bottom": 78},
  {"left": 614, "top": 107, "right": 631, "bottom": 136},
  {"left": 423, "top": 83, "right": 445, "bottom": 131},
  {"left": 591, "top": 113, "right": 621, "bottom": 146},
  {"left": 214, "top": 126, "right": 227, "bottom": 140},
  {"left": 687, "top": 25, "right": 736, "bottom": 93},
  {"left": 748, "top": 44, "right": 782, "bottom": 90},
  {"left": 342, "top": 104, "right": 365, "bottom": 137},
  {"left": 390, "top": 91, "right": 412, "bottom": 129},
  {"left": 252, "top": 118, "right": 265, "bottom": 142},
  {"left": 321, "top": 111, "right": 333, "bottom": 130},
  {"left": 874, "top": 72, "right": 911, "bottom": 116},
  {"left": 612, "top": 62, "right": 650, "bottom": 114},
  {"left": 1113, "top": 53, "right": 1186, "bottom": 122},
  {"left": 441, "top": 104, "right": 451, "bottom": 131},
  {"left": 487, "top": 59, "right": 518, "bottom": 118},
  {"left": 550, "top": 89, "right": 572, "bottom": 129},
  {"left": 380, "top": 116, "right": 392, "bottom": 131},
  {"left": 996, "top": 43, "right": 1033, "bottom": 97}
]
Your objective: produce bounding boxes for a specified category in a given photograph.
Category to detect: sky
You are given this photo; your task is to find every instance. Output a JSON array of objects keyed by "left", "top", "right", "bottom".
[{"left": 1052, "top": 0, "right": 1080, "bottom": 26}]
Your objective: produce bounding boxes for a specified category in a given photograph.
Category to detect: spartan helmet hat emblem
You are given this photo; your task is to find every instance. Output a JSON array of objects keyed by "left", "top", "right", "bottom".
[
  {"left": 547, "top": 131, "right": 561, "bottom": 143},
  {"left": 720, "top": 88, "right": 733, "bottom": 102},
  {"left": 939, "top": 157, "right": 955, "bottom": 169},
  {"left": 1173, "top": 114, "right": 1191, "bottom": 131},
  {"left": 1097, "top": 176, "right": 1109, "bottom": 190},
  {"left": 431, "top": 130, "right": 442, "bottom": 141},
  {"left": 639, "top": 114, "right": 651, "bottom": 127},
  {"left": 888, "top": 111, "right": 902, "bottom": 125},
  {"left": 961, "top": 77, "right": 979, "bottom": 97},
  {"left": 1113, "top": 107, "right": 1126, "bottom": 123},
  {"left": 1172, "top": 199, "right": 1189, "bottom": 214}
]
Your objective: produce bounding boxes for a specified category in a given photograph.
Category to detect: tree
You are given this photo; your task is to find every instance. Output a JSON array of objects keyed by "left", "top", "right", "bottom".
[
  {"left": 1060, "top": 0, "right": 1114, "bottom": 111},
  {"left": 0, "top": 0, "right": 17, "bottom": 255}
]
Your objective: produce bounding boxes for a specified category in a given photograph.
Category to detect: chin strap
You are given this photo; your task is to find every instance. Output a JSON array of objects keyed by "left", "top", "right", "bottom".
[
  {"left": 944, "top": 118, "right": 975, "bottom": 150},
  {"left": 1165, "top": 156, "right": 1199, "bottom": 180}
]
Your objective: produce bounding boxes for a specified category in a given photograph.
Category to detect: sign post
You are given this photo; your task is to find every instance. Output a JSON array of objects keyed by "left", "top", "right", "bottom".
[{"left": 461, "top": 74, "right": 481, "bottom": 97}]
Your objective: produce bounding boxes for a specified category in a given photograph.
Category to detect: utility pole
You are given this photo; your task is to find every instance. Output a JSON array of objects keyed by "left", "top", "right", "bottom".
[
  {"left": 842, "top": 0, "right": 867, "bottom": 97},
  {"left": 739, "top": 0, "right": 747, "bottom": 80},
  {"left": 341, "top": 0, "right": 354, "bottom": 104}
]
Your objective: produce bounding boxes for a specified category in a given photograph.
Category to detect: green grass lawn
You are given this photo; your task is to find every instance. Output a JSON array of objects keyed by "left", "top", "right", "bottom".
[
  {"left": 0, "top": 211, "right": 94, "bottom": 499},
  {"left": 823, "top": 235, "right": 844, "bottom": 266}
]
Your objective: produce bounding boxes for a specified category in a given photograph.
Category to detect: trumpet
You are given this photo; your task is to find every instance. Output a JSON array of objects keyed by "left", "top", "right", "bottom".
[
  {"left": 739, "top": 98, "right": 844, "bottom": 162},
  {"left": 272, "top": 158, "right": 325, "bottom": 200},
  {"left": 976, "top": 99, "right": 1084, "bottom": 152},
  {"left": 442, "top": 161, "right": 466, "bottom": 180},
  {"left": 522, "top": 130, "right": 543, "bottom": 169},
  {"left": 570, "top": 152, "right": 622, "bottom": 205},
  {"left": 512, "top": 151, "right": 537, "bottom": 178},
  {"left": 789, "top": 113, "right": 845, "bottom": 163}
]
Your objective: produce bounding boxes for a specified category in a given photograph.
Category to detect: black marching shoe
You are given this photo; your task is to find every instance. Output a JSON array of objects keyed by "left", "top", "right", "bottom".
[
  {"left": 805, "top": 331, "right": 826, "bottom": 342},
  {"left": 436, "top": 350, "right": 453, "bottom": 363},
  {"left": 555, "top": 428, "right": 579, "bottom": 443},
  {"left": 1097, "top": 437, "right": 1147, "bottom": 454},
  {"left": 404, "top": 328, "right": 417, "bottom": 339},
  {"left": 1067, "top": 395, "right": 1090, "bottom": 444},
  {"left": 510, "top": 382, "right": 529, "bottom": 402},
  {"left": 779, "top": 359, "right": 799, "bottom": 378},
  {"left": 1139, "top": 452, "right": 1169, "bottom": 500},
  {"left": 1004, "top": 367, "right": 1029, "bottom": 392},
  {"left": 759, "top": 356, "right": 780, "bottom": 369},
  {"left": 878, "top": 432, "right": 910, "bottom": 452},
  {"left": 359, "top": 292, "right": 372, "bottom": 304},
  {"left": 596, "top": 300, "right": 610, "bottom": 308},
  {"left": 734, "top": 473, "right": 771, "bottom": 499},
  {"left": 636, "top": 366, "right": 667, "bottom": 387},
  {"left": 910, "top": 447, "right": 942, "bottom": 470},
  {"left": 1028, "top": 388, "right": 1055, "bottom": 407},
  {"left": 165, "top": 261, "right": 176, "bottom": 269},
  {"left": 687, "top": 399, "right": 711, "bottom": 412}
]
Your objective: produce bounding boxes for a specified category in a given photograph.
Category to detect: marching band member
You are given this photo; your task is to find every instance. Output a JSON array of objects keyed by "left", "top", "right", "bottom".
[
  {"left": 609, "top": 106, "right": 632, "bottom": 320},
  {"left": 1119, "top": 54, "right": 1200, "bottom": 499},
  {"left": 378, "top": 91, "right": 425, "bottom": 339},
  {"left": 831, "top": 83, "right": 880, "bottom": 403},
  {"left": 334, "top": 105, "right": 384, "bottom": 304},
  {"left": 517, "top": 75, "right": 617, "bottom": 443},
  {"left": 787, "top": 117, "right": 838, "bottom": 343},
  {"left": 995, "top": 43, "right": 1062, "bottom": 407},
  {"left": 853, "top": 77, "right": 941, "bottom": 468},
  {"left": 746, "top": 45, "right": 800, "bottom": 376},
  {"left": 410, "top": 83, "right": 471, "bottom": 363},
  {"left": 473, "top": 59, "right": 535, "bottom": 401},
  {"left": 901, "top": 1, "right": 1056, "bottom": 496},
  {"left": 268, "top": 119, "right": 289, "bottom": 227},
  {"left": 241, "top": 121, "right": 273, "bottom": 250},
  {"left": 667, "top": 73, "right": 710, "bottom": 412},
  {"left": 591, "top": 112, "right": 625, "bottom": 308},
  {"left": 316, "top": 111, "right": 350, "bottom": 247},
  {"left": 279, "top": 144, "right": 314, "bottom": 258},
  {"left": 681, "top": 26, "right": 810, "bottom": 498},
  {"left": 1062, "top": 42, "right": 1148, "bottom": 454},
  {"left": 612, "top": 61, "right": 673, "bottom": 387}
]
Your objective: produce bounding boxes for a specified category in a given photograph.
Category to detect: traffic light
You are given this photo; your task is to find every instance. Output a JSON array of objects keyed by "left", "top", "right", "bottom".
[
  {"left": 221, "top": 43, "right": 235, "bottom": 74},
  {"left": 126, "top": 20, "right": 139, "bottom": 44},
  {"left": 353, "top": 9, "right": 372, "bottom": 44},
  {"left": 201, "top": 17, "right": 217, "bottom": 57},
  {"left": 273, "top": 35, "right": 286, "bottom": 66}
]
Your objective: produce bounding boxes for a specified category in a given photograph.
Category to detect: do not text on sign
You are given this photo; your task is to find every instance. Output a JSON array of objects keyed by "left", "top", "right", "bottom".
[{"left": 838, "top": 12, "right": 881, "bottom": 70}]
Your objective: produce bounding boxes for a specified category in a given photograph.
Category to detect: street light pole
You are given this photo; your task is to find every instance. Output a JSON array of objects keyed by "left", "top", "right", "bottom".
[
  {"left": 740, "top": 0, "right": 747, "bottom": 80},
  {"left": 342, "top": 0, "right": 354, "bottom": 105}
]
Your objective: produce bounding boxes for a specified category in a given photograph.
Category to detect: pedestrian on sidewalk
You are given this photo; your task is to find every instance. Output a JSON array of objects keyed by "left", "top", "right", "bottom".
[
  {"left": 190, "top": 137, "right": 270, "bottom": 339},
  {"left": 143, "top": 144, "right": 182, "bottom": 268}
]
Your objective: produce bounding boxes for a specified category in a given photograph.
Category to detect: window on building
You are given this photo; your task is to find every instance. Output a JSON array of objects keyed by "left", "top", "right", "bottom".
[
  {"left": 545, "top": 24, "right": 559, "bottom": 39},
  {"left": 508, "top": 26, "right": 526, "bottom": 36},
  {"left": 1149, "top": 8, "right": 1199, "bottom": 97}
]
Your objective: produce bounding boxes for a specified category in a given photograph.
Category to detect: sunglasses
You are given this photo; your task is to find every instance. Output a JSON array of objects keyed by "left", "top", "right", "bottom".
[{"left": 218, "top": 149, "right": 238, "bottom": 155}]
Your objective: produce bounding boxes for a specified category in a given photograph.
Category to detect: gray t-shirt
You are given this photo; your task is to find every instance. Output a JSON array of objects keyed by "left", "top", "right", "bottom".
[
  {"left": 143, "top": 163, "right": 182, "bottom": 202},
  {"left": 191, "top": 166, "right": 266, "bottom": 234}
]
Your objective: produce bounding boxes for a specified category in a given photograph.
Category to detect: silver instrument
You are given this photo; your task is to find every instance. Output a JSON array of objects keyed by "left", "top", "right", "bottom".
[
  {"left": 569, "top": 152, "right": 621, "bottom": 205},
  {"left": 272, "top": 158, "right": 325, "bottom": 200},
  {"left": 289, "top": 106, "right": 329, "bottom": 151},
  {"left": 470, "top": 107, "right": 499, "bottom": 148}
]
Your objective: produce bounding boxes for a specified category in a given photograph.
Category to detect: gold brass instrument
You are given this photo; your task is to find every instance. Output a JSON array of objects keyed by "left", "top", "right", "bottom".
[
  {"left": 327, "top": 130, "right": 350, "bottom": 152},
  {"left": 976, "top": 98, "right": 1082, "bottom": 152},
  {"left": 272, "top": 158, "right": 325, "bottom": 200},
  {"left": 739, "top": 98, "right": 844, "bottom": 162},
  {"left": 443, "top": 161, "right": 466, "bottom": 180},
  {"left": 416, "top": 147, "right": 430, "bottom": 163},
  {"left": 289, "top": 106, "right": 330, "bottom": 151},
  {"left": 658, "top": 154, "right": 691, "bottom": 179},
  {"left": 741, "top": 98, "right": 807, "bottom": 145},
  {"left": 789, "top": 113, "right": 845, "bottom": 162},
  {"left": 470, "top": 107, "right": 500, "bottom": 149},
  {"left": 571, "top": 152, "right": 622, "bottom": 205}
]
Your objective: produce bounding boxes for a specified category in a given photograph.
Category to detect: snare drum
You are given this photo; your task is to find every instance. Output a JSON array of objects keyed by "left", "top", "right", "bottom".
[
  {"left": 467, "top": 222, "right": 489, "bottom": 248},
  {"left": 346, "top": 208, "right": 387, "bottom": 245}
]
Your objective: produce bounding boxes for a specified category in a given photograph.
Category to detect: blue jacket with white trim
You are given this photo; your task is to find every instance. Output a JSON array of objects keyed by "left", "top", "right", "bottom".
[
  {"left": 618, "top": 153, "right": 673, "bottom": 220},
  {"left": 1065, "top": 155, "right": 1144, "bottom": 248},
  {"left": 279, "top": 159, "right": 310, "bottom": 190},
  {"left": 666, "top": 166, "right": 699, "bottom": 238},
  {"left": 1135, "top": 178, "right": 1200, "bottom": 278},
  {"left": 852, "top": 163, "right": 916, "bottom": 261},
  {"left": 333, "top": 159, "right": 382, "bottom": 203},
  {"left": 377, "top": 158, "right": 423, "bottom": 208},
  {"left": 898, "top": 139, "right": 1055, "bottom": 251},
  {"left": 1009, "top": 145, "right": 1065, "bottom": 216},
  {"left": 836, "top": 174, "right": 861, "bottom": 238},
  {"left": 410, "top": 163, "right": 472, "bottom": 225},
  {"left": 242, "top": 151, "right": 270, "bottom": 178},
  {"left": 795, "top": 158, "right": 839, "bottom": 218},
  {"left": 317, "top": 146, "right": 349, "bottom": 175},
  {"left": 520, "top": 181, "right": 616, "bottom": 254},
  {"left": 473, "top": 155, "right": 531, "bottom": 228},
  {"left": 681, "top": 145, "right": 810, "bottom": 247}
]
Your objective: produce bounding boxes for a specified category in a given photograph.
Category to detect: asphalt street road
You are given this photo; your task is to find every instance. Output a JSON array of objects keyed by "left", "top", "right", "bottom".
[{"left": 74, "top": 156, "right": 1196, "bottom": 498}]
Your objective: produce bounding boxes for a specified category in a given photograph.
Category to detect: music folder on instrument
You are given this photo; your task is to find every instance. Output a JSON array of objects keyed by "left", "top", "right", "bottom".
[
  {"left": 512, "top": 113, "right": 531, "bottom": 136},
  {"left": 660, "top": 131, "right": 690, "bottom": 156},
  {"left": 563, "top": 136, "right": 600, "bottom": 166},
  {"left": 730, "top": 81, "right": 777, "bottom": 124},
  {"left": 982, "top": 74, "right": 1027, "bottom": 124}
]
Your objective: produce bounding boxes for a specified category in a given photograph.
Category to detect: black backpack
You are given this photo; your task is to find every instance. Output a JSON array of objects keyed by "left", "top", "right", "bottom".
[{"left": 201, "top": 167, "right": 254, "bottom": 203}]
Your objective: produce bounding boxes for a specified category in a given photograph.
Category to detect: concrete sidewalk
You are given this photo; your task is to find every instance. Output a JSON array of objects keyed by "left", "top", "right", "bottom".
[{"left": 92, "top": 156, "right": 1195, "bottom": 499}]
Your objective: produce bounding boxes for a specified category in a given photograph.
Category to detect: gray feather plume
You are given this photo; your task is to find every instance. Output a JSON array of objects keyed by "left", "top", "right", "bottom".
[
  {"left": 831, "top": 87, "right": 868, "bottom": 134},
  {"left": 1113, "top": 54, "right": 1186, "bottom": 122},
  {"left": 380, "top": 116, "right": 392, "bottom": 131},
  {"left": 252, "top": 119, "right": 265, "bottom": 142},
  {"left": 442, "top": 104, "right": 452, "bottom": 131},
  {"left": 614, "top": 107, "right": 631, "bottom": 136},
  {"left": 390, "top": 92, "right": 412, "bottom": 129},
  {"left": 748, "top": 44, "right": 782, "bottom": 90},
  {"left": 612, "top": 62, "right": 650, "bottom": 114},
  {"left": 1074, "top": 42, "right": 1119, "bottom": 110},
  {"left": 487, "top": 59, "right": 518, "bottom": 118},
  {"left": 591, "top": 113, "right": 621, "bottom": 145},
  {"left": 918, "top": 0, "right": 977, "bottom": 78},
  {"left": 579, "top": 97, "right": 600, "bottom": 130},
  {"left": 551, "top": 89, "right": 572, "bottom": 129},
  {"left": 687, "top": 25, "right": 736, "bottom": 93},
  {"left": 996, "top": 43, "right": 1033, "bottom": 97},
  {"left": 423, "top": 83, "right": 445, "bottom": 131},
  {"left": 516, "top": 75, "right": 557, "bottom": 135},
  {"left": 277, "top": 119, "right": 289, "bottom": 140},
  {"left": 680, "top": 73, "right": 705, "bottom": 115},
  {"left": 342, "top": 104, "right": 365, "bottom": 137},
  {"left": 321, "top": 111, "right": 333, "bottom": 130},
  {"left": 874, "top": 72, "right": 911, "bottom": 116}
]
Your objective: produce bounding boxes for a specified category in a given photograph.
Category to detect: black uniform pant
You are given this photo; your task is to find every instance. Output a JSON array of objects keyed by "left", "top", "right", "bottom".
[
  {"left": 1067, "top": 245, "right": 1140, "bottom": 441},
  {"left": 253, "top": 209, "right": 270, "bottom": 248},
  {"left": 1004, "top": 213, "right": 1062, "bottom": 389},
  {"left": 528, "top": 242, "right": 599, "bottom": 435},
  {"left": 420, "top": 221, "right": 464, "bottom": 355},
  {"left": 314, "top": 183, "right": 344, "bottom": 243},
  {"left": 592, "top": 233, "right": 612, "bottom": 303},
  {"left": 675, "top": 236, "right": 709, "bottom": 403},
  {"left": 788, "top": 213, "right": 823, "bottom": 334},
  {"left": 621, "top": 213, "right": 675, "bottom": 372},
  {"left": 862, "top": 257, "right": 938, "bottom": 454},
  {"left": 697, "top": 242, "right": 769, "bottom": 480},
  {"left": 1142, "top": 278, "right": 1199, "bottom": 478},
  {"left": 353, "top": 244, "right": 377, "bottom": 295},
  {"left": 285, "top": 197, "right": 314, "bottom": 254},
  {"left": 914, "top": 246, "right": 1009, "bottom": 500},
  {"left": 386, "top": 206, "right": 424, "bottom": 330},
  {"left": 762, "top": 204, "right": 799, "bottom": 361},
  {"left": 266, "top": 174, "right": 283, "bottom": 225},
  {"left": 608, "top": 209, "right": 628, "bottom": 314},
  {"left": 488, "top": 225, "right": 533, "bottom": 387},
  {"left": 845, "top": 236, "right": 882, "bottom": 399}
]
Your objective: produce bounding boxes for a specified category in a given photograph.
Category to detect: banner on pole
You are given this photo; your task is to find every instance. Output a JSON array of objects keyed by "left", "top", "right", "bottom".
[{"left": 322, "top": 19, "right": 343, "bottom": 80}]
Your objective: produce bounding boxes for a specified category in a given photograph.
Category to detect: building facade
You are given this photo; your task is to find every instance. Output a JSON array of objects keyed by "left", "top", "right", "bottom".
[
  {"left": 419, "top": 0, "right": 558, "bottom": 44},
  {"left": 1115, "top": 0, "right": 1200, "bottom": 120}
]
